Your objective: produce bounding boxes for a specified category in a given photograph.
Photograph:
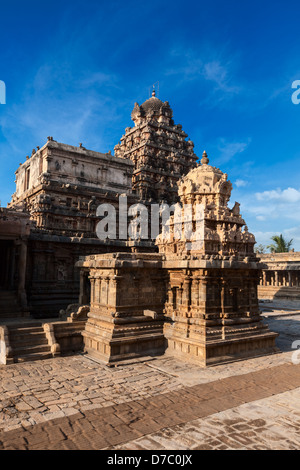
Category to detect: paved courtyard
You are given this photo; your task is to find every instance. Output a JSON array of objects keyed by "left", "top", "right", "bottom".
[{"left": 0, "top": 302, "right": 300, "bottom": 450}]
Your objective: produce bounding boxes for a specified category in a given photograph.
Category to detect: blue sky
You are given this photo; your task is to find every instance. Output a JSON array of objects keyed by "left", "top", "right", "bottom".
[{"left": 1, "top": 0, "right": 300, "bottom": 250}]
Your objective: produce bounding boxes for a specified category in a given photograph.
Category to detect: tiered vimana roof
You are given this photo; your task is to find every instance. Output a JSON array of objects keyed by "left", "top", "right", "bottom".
[
  {"left": 114, "top": 89, "right": 198, "bottom": 203},
  {"left": 156, "top": 150, "right": 256, "bottom": 258}
]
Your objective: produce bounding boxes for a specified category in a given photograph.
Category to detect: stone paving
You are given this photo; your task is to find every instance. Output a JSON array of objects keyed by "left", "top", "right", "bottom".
[
  {"left": 113, "top": 387, "right": 300, "bottom": 450},
  {"left": 1, "top": 361, "right": 300, "bottom": 450},
  {"left": 0, "top": 308, "right": 299, "bottom": 450},
  {"left": 0, "top": 355, "right": 182, "bottom": 433}
]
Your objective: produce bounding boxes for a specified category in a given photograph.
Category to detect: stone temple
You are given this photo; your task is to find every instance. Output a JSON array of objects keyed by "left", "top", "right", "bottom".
[
  {"left": 77, "top": 151, "right": 278, "bottom": 366},
  {"left": 0, "top": 90, "right": 279, "bottom": 365}
]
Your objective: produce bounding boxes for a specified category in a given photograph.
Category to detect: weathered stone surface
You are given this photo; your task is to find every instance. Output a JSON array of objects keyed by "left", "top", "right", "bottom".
[
  {"left": 77, "top": 253, "right": 166, "bottom": 363},
  {"left": 0, "top": 355, "right": 300, "bottom": 449},
  {"left": 114, "top": 90, "right": 197, "bottom": 203}
]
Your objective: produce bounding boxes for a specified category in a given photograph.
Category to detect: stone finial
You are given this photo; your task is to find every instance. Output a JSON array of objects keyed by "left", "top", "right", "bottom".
[
  {"left": 152, "top": 87, "right": 156, "bottom": 97},
  {"left": 201, "top": 150, "right": 209, "bottom": 165}
]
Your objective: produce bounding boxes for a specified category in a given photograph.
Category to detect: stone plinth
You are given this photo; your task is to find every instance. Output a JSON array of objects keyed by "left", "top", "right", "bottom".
[
  {"left": 162, "top": 259, "right": 278, "bottom": 366},
  {"left": 76, "top": 253, "right": 166, "bottom": 364}
]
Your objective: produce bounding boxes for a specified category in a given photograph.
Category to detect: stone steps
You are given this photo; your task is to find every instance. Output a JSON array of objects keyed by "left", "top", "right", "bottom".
[
  {"left": 16, "top": 352, "right": 53, "bottom": 363},
  {"left": 12, "top": 344, "right": 51, "bottom": 356},
  {"left": 8, "top": 325, "right": 44, "bottom": 333},
  {"left": 9, "top": 334, "right": 49, "bottom": 347},
  {"left": 7, "top": 324, "right": 53, "bottom": 363}
]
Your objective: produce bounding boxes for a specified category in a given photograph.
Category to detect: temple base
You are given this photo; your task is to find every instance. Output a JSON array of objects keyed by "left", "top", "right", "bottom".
[
  {"left": 82, "top": 314, "right": 166, "bottom": 364},
  {"left": 164, "top": 321, "right": 279, "bottom": 367}
]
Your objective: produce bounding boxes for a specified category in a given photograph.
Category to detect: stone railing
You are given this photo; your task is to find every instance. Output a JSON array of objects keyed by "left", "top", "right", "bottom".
[
  {"left": 43, "top": 323, "right": 61, "bottom": 357},
  {"left": 0, "top": 326, "right": 13, "bottom": 364}
]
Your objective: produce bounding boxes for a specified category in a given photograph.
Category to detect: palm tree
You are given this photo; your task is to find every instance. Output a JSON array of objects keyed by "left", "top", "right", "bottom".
[
  {"left": 267, "top": 234, "right": 293, "bottom": 253},
  {"left": 255, "top": 244, "right": 266, "bottom": 254}
]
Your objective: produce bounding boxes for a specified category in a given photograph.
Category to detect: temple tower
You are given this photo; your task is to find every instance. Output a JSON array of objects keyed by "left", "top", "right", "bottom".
[{"left": 114, "top": 89, "right": 198, "bottom": 203}]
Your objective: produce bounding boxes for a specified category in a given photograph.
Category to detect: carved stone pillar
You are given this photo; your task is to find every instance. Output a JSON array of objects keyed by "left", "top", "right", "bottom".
[
  {"left": 104, "top": 277, "right": 109, "bottom": 305},
  {"left": 191, "top": 278, "right": 200, "bottom": 308},
  {"left": 90, "top": 278, "right": 96, "bottom": 307},
  {"left": 95, "top": 278, "right": 101, "bottom": 306},
  {"left": 108, "top": 277, "right": 117, "bottom": 308},
  {"left": 198, "top": 278, "right": 208, "bottom": 316},
  {"left": 182, "top": 277, "right": 191, "bottom": 309},
  {"left": 177, "top": 285, "right": 183, "bottom": 307},
  {"left": 221, "top": 282, "right": 226, "bottom": 316},
  {"left": 172, "top": 287, "right": 177, "bottom": 309}
]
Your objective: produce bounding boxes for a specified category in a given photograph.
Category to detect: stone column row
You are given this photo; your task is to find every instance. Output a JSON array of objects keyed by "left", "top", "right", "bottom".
[{"left": 260, "top": 270, "right": 300, "bottom": 288}]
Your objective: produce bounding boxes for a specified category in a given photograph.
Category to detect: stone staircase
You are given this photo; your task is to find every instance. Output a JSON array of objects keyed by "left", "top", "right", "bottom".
[
  {"left": 0, "top": 290, "right": 25, "bottom": 319},
  {"left": 7, "top": 323, "right": 53, "bottom": 363}
]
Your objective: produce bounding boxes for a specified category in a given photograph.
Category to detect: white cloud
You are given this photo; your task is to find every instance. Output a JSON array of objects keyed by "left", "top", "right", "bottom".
[
  {"left": 237, "top": 186, "right": 300, "bottom": 224},
  {"left": 235, "top": 179, "right": 248, "bottom": 188},
  {"left": 235, "top": 186, "right": 300, "bottom": 251},
  {"left": 256, "top": 187, "right": 300, "bottom": 203},
  {"left": 253, "top": 230, "right": 280, "bottom": 247},
  {"left": 165, "top": 47, "right": 241, "bottom": 100},
  {"left": 253, "top": 228, "right": 298, "bottom": 251},
  {"left": 216, "top": 138, "right": 251, "bottom": 164},
  {"left": 203, "top": 61, "right": 240, "bottom": 94}
]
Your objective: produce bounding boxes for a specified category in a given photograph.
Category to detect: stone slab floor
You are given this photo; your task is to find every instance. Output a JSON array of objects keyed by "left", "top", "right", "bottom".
[{"left": 0, "top": 305, "right": 300, "bottom": 450}]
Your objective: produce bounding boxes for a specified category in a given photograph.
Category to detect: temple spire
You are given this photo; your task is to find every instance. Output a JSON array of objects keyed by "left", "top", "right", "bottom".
[{"left": 201, "top": 150, "right": 209, "bottom": 165}]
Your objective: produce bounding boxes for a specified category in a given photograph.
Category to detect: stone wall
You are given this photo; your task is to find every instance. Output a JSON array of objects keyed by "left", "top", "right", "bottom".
[
  {"left": 0, "top": 208, "right": 31, "bottom": 311},
  {"left": 12, "top": 139, "right": 133, "bottom": 201}
]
